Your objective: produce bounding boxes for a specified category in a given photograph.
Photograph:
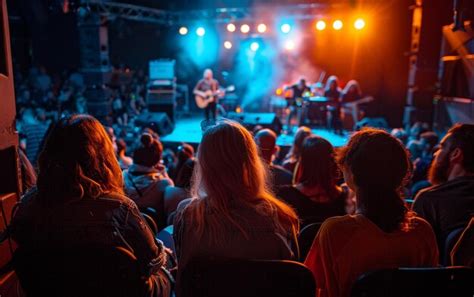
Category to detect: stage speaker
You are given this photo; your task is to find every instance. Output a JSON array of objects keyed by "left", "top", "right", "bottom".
[
  {"left": 135, "top": 112, "right": 174, "bottom": 136},
  {"left": 354, "top": 117, "right": 389, "bottom": 131},
  {"left": 226, "top": 112, "right": 282, "bottom": 134}
]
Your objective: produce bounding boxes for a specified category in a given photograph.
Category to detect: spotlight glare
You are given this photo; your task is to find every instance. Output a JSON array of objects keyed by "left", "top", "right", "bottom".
[
  {"left": 224, "top": 41, "right": 232, "bottom": 49},
  {"left": 284, "top": 40, "right": 295, "bottom": 51},
  {"left": 241, "top": 24, "right": 250, "bottom": 33},
  {"left": 227, "top": 23, "right": 236, "bottom": 32},
  {"left": 179, "top": 27, "right": 188, "bottom": 35},
  {"left": 280, "top": 23, "right": 291, "bottom": 33},
  {"left": 257, "top": 23, "right": 267, "bottom": 33},
  {"left": 196, "top": 27, "right": 206, "bottom": 36},
  {"left": 316, "top": 20, "right": 326, "bottom": 31},
  {"left": 354, "top": 18, "right": 365, "bottom": 30},
  {"left": 250, "top": 42, "right": 259, "bottom": 51},
  {"left": 333, "top": 20, "right": 343, "bottom": 30}
]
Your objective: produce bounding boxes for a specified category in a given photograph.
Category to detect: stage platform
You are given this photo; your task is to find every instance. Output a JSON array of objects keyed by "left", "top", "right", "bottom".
[{"left": 161, "top": 115, "right": 349, "bottom": 149}]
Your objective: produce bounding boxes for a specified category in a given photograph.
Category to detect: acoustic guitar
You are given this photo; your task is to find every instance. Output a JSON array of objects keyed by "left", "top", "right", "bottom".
[{"left": 194, "top": 85, "right": 235, "bottom": 109}]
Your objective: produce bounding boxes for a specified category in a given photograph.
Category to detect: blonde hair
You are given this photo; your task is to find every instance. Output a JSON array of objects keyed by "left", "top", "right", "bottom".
[
  {"left": 186, "top": 120, "right": 299, "bottom": 241},
  {"left": 342, "top": 80, "right": 362, "bottom": 96}
]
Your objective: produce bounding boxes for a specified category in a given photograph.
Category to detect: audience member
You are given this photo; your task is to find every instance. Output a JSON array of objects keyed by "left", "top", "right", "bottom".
[
  {"left": 282, "top": 126, "right": 312, "bottom": 174},
  {"left": 10, "top": 114, "right": 171, "bottom": 297},
  {"left": 116, "top": 138, "right": 134, "bottom": 169},
  {"left": 173, "top": 120, "right": 299, "bottom": 296},
  {"left": 413, "top": 124, "right": 474, "bottom": 259},
  {"left": 18, "top": 108, "right": 49, "bottom": 165},
  {"left": 123, "top": 133, "right": 174, "bottom": 229},
  {"left": 277, "top": 135, "right": 346, "bottom": 226},
  {"left": 254, "top": 129, "right": 293, "bottom": 188},
  {"left": 170, "top": 143, "right": 194, "bottom": 183},
  {"left": 305, "top": 128, "right": 438, "bottom": 297}
]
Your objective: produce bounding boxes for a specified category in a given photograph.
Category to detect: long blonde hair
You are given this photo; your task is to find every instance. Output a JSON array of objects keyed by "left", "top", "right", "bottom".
[{"left": 186, "top": 120, "right": 299, "bottom": 241}]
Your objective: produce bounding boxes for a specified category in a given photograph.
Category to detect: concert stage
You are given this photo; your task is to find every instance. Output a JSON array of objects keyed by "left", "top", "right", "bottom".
[{"left": 161, "top": 115, "right": 349, "bottom": 149}]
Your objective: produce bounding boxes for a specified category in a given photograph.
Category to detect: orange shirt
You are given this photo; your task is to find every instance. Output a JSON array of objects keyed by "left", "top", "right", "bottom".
[{"left": 304, "top": 214, "right": 439, "bottom": 297}]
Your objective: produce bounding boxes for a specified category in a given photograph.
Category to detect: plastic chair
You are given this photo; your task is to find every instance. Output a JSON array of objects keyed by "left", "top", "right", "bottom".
[
  {"left": 180, "top": 257, "right": 316, "bottom": 297},
  {"left": 351, "top": 266, "right": 474, "bottom": 297},
  {"left": 13, "top": 245, "right": 148, "bottom": 297},
  {"left": 298, "top": 222, "right": 322, "bottom": 261}
]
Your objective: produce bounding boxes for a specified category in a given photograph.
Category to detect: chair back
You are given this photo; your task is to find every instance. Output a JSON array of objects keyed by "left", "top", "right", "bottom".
[
  {"left": 180, "top": 258, "right": 316, "bottom": 297},
  {"left": 13, "top": 245, "right": 147, "bottom": 297},
  {"left": 351, "top": 266, "right": 474, "bottom": 297},
  {"left": 298, "top": 222, "right": 322, "bottom": 261},
  {"left": 444, "top": 227, "right": 465, "bottom": 265}
]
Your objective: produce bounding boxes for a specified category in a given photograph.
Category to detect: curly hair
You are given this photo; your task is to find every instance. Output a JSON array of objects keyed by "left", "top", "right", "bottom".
[{"left": 37, "top": 115, "right": 124, "bottom": 205}]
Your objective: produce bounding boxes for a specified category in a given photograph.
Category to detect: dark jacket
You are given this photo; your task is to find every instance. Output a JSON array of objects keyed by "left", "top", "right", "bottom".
[{"left": 10, "top": 188, "right": 170, "bottom": 297}]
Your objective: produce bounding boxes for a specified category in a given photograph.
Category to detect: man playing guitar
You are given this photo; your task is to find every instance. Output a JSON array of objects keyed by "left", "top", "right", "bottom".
[
  {"left": 284, "top": 78, "right": 311, "bottom": 133},
  {"left": 194, "top": 69, "right": 220, "bottom": 122}
]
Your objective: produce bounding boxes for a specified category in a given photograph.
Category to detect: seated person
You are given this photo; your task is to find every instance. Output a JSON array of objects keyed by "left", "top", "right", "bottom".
[
  {"left": 10, "top": 115, "right": 171, "bottom": 297},
  {"left": 254, "top": 129, "right": 293, "bottom": 189},
  {"left": 413, "top": 124, "right": 474, "bottom": 261},
  {"left": 123, "top": 134, "right": 174, "bottom": 229},
  {"left": 282, "top": 126, "right": 312, "bottom": 174},
  {"left": 173, "top": 120, "right": 300, "bottom": 296},
  {"left": 277, "top": 135, "right": 347, "bottom": 227},
  {"left": 305, "top": 128, "right": 438, "bottom": 297}
]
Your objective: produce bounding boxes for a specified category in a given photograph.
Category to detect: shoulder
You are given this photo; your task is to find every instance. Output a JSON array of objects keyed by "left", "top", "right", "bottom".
[{"left": 319, "top": 215, "right": 357, "bottom": 237}]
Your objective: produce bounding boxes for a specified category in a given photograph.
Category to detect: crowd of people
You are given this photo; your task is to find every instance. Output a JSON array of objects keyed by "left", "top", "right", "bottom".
[{"left": 9, "top": 100, "right": 474, "bottom": 296}]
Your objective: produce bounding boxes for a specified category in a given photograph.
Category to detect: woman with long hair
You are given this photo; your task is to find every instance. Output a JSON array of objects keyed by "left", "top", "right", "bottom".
[
  {"left": 173, "top": 120, "right": 299, "bottom": 295},
  {"left": 277, "top": 135, "right": 347, "bottom": 227},
  {"left": 324, "top": 75, "right": 343, "bottom": 134},
  {"left": 304, "top": 128, "right": 438, "bottom": 297},
  {"left": 11, "top": 115, "right": 171, "bottom": 297},
  {"left": 282, "top": 126, "right": 312, "bottom": 174}
]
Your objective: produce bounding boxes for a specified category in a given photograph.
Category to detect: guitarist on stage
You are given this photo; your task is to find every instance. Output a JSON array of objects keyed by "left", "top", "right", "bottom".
[{"left": 194, "top": 69, "right": 220, "bottom": 122}]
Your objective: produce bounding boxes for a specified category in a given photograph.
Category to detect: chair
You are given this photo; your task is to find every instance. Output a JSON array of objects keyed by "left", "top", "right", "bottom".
[
  {"left": 180, "top": 258, "right": 316, "bottom": 297},
  {"left": 142, "top": 211, "right": 159, "bottom": 234},
  {"left": 13, "top": 245, "right": 148, "bottom": 297},
  {"left": 451, "top": 218, "right": 474, "bottom": 267},
  {"left": 351, "top": 266, "right": 474, "bottom": 297},
  {"left": 444, "top": 227, "right": 465, "bottom": 265},
  {"left": 298, "top": 222, "right": 322, "bottom": 261}
]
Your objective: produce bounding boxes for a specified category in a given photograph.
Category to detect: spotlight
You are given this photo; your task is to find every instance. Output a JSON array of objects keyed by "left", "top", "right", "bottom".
[
  {"left": 257, "top": 23, "right": 267, "bottom": 33},
  {"left": 250, "top": 42, "right": 259, "bottom": 51},
  {"left": 354, "top": 18, "right": 365, "bottom": 30},
  {"left": 333, "top": 20, "right": 343, "bottom": 30},
  {"left": 241, "top": 24, "right": 250, "bottom": 33},
  {"left": 316, "top": 20, "right": 326, "bottom": 31},
  {"left": 280, "top": 23, "right": 291, "bottom": 34},
  {"left": 196, "top": 27, "right": 206, "bottom": 36},
  {"left": 179, "top": 27, "right": 188, "bottom": 35},
  {"left": 284, "top": 40, "right": 295, "bottom": 51},
  {"left": 227, "top": 23, "right": 236, "bottom": 32},
  {"left": 224, "top": 41, "right": 232, "bottom": 49}
]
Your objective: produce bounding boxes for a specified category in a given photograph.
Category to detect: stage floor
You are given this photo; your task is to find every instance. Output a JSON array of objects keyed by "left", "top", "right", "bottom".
[{"left": 161, "top": 115, "right": 349, "bottom": 148}]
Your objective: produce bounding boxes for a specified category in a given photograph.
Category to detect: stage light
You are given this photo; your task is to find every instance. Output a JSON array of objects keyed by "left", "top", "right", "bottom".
[
  {"left": 354, "top": 18, "right": 365, "bottom": 30},
  {"left": 179, "top": 27, "right": 188, "bottom": 35},
  {"left": 257, "top": 23, "right": 267, "bottom": 33},
  {"left": 276, "top": 88, "right": 283, "bottom": 96},
  {"left": 227, "top": 23, "right": 236, "bottom": 32},
  {"left": 280, "top": 23, "right": 291, "bottom": 34},
  {"left": 224, "top": 41, "right": 232, "bottom": 49},
  {"left": 196, "top": 27, "right": 206, "bottom": 36},
  {"left": 284, "top": 40, "right": 295, "bottom": 51},
  {"left": 333, "top": 20, "right": 343, "bottom": 30},
  {"left": 316, "top": 20, "right": 326, "bottom": 31},
  {"left": 241, "top": 24, "right": 250, "bottom": 33},
  {"left": 250, "top": 42, "right": 259, "bottom": 51}
]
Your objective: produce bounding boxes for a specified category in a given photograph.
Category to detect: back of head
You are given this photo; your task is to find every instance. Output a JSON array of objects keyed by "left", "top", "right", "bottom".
[
  {"left": 37, "top": 115, "right": 123, "bottom": 205},
  {"left": 296, "top": 136, "right": 339, "bottom": 197},
  {"left": 447, "top": 124, "right": 474, "bottom": 173},
  {"left": 133, "top": 133, "right": 163, "bottom": 167},
  {"left": 290, "top": 126, "right": 312, "bottom": 158},
  {"left": 338, "top": 128, "right": 410, "bottom": 233},
  {"left": 254, "top": 128, "right": 277, "bottom": 163},
  {"left": 190, "top": 120, "right": 298, "bottom": 239}
]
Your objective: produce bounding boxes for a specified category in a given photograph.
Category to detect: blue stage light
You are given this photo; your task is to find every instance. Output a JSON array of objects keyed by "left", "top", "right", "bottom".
[
  {"left": 280, "top": 23, "right": 291, "bottom": 34},
  {"left": 196, "top": 27, "right": 206, "bottom": 36},
  {"left": 250, "top": 42, "right": 260, "bottom": 51}
]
